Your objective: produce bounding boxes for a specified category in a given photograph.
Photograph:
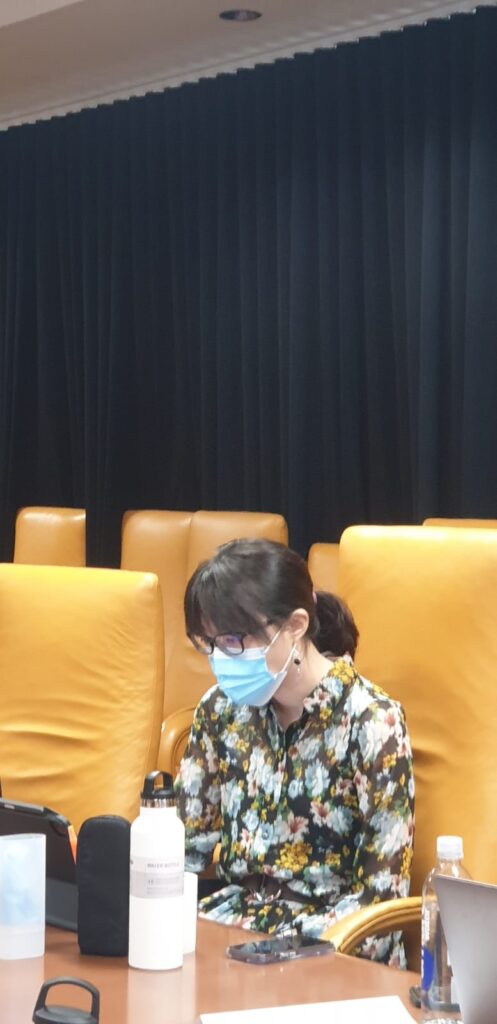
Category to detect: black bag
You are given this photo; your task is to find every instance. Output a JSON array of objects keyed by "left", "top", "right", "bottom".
[{"left": 77, "top": 815, "right": 130, "bottom": 956}]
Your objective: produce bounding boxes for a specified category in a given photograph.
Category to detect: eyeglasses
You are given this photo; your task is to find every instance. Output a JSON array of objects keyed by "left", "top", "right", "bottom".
[
  {"left": 188, "top": 621, "right": 274, "bottom": 657},
  {"left": 188, "top": 632, "right": 249, "bottom": 656}
]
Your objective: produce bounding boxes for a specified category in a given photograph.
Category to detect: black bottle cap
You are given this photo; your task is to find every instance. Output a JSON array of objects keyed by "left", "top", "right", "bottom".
[
  {"left": 33, "top": 978, "right": 99, "bottom": 1024},
  {"left": 140, "top": 770, "right": 175, "bottom": 804}
]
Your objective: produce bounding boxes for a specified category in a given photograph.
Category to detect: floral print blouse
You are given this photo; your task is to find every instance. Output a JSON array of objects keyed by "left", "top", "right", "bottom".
[{"left": 175, "top": 655, "right": 414, "bottom": 966}]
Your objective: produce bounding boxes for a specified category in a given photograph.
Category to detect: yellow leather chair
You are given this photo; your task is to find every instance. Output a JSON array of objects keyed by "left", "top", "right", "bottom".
[
  {"left": 120, "top": 509, "right": 288, "bottom": 773},
  {"left": 424, "top": 517, "right": 497, "bottom": 528},
  {"left": 307, "top": 542, "right": 340, "bottom": 593},
  {"left": 322, "top": 524, "right": 497, "bottom": 964},
  {"left": 14, "top": 507, "right": 86, "bottom": 566},
  {"left": 0, "top": 563, "right": 164, "bottom": 831}
]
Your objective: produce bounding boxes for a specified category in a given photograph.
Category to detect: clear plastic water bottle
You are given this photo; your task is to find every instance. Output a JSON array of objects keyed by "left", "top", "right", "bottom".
[{"left": 421, "top": 835, "right": 470, "bottom": 1023}]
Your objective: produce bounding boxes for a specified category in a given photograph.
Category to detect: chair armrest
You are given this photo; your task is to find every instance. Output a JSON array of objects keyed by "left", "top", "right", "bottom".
[
  {"left": 158, "top": 707, "right": 221, "bottom": 873},
  {"left": 321, "top": 896, "right": 422, "bottom": 954},
  {"left": 158, "top": 706, "right": 195, "bottom": 775}
]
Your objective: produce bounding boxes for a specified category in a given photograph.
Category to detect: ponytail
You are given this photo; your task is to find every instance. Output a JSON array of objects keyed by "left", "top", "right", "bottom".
[{"left": 313, "top": 591, "right": 359, "bottom": 658}]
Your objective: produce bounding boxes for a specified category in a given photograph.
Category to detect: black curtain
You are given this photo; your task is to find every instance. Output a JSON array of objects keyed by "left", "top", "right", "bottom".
[{"left": 1, "top": 8, "right": 497, "bottom": 565}]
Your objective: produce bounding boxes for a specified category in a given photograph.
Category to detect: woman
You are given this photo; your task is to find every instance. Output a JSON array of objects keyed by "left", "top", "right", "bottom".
[{"left": 175, "top": 539, "right": 414, "bottom": 966}]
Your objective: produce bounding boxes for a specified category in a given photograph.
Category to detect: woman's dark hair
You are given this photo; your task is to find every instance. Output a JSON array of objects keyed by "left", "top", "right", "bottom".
[
  {"left": 314, "top": 591, "right": 359, "bottom": 658},
  {"left": 184, "top": 538, "right": 358, "bottom": 657}
]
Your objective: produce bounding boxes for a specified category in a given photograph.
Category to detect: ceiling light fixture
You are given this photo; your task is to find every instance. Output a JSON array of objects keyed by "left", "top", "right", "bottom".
[{"left": 219, "top": 9, "right": 262, "bottom": 23}]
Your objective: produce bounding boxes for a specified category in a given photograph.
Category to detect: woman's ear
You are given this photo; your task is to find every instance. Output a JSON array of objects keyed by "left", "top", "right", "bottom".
[{"left": 286, "top": 608, "right": 309, "bottom": 643}]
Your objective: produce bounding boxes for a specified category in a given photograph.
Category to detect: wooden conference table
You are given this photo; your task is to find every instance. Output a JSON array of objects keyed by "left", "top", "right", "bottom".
[{"left": 0, "top": 920, "right": 421, "bottom": 1024}]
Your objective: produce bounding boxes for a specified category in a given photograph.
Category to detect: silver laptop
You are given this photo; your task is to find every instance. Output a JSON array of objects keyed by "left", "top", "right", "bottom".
[{"left": 435, "top": 875, "right": 497, "bottom": 1024}]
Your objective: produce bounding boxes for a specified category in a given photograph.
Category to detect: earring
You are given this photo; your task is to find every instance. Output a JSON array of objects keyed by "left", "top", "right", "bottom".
[{"left": 294, "top": 655, "right": 301, "bottom": 672}]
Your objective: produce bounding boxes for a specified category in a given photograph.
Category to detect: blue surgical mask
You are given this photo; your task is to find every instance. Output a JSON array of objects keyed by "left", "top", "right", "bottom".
[{"left": 208, "top": 628, "right": 297, "bottom": 707}]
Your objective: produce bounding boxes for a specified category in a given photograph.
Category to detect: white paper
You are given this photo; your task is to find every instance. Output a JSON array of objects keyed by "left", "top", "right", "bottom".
[{"left": 200, "top": 995, "right": 416, "bottom": 1024}]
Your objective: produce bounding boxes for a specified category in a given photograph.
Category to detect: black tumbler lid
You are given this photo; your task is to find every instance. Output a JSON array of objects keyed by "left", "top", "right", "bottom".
[
  {"left": 140, "top": 770, "right": 175, "bottom": 804},
  {"left": 33, "top": 978, "right": 99, "bottom": 1024}
]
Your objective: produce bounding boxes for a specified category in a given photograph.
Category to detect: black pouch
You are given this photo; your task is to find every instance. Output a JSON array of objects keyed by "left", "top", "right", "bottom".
[{"left": 77, "top": 815, "right": 130, "bottom": 957}]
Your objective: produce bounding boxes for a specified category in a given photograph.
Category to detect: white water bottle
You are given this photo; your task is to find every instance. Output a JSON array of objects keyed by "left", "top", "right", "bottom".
[
  {"left": 421, "top": 835, "right": 470, "bottom": 1023},
  {"left": 128, "top": 770, "right": 185, "bottom": 970}
]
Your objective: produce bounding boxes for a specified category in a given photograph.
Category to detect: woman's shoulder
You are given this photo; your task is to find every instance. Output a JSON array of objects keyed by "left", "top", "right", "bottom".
[
  {"left": 194, "top": 684, "right": 254, "bottom": 731},
  {"left": 330, "top": 656, "right": 406, "bottom": 722},
  {"left": 194, "top": 683, "right": 229, "bottom": 720}
]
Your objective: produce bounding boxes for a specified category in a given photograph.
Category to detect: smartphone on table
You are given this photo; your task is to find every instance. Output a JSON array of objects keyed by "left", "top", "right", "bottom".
[{"left": 226, "top": 934, "right": 334, "bottom": 964}]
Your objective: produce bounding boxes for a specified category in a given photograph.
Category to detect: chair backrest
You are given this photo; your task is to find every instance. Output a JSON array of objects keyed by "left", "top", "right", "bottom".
[
  {"left": 339, "top": 524, "right": 497, "bottom": 895},
  {"left": 307, "top": 542, "right": 340, "bottom": 593},
  {"left": 121, "top": 509, "right": 288, "bottom": 769},
  {"left": 14, "top": 507, "right": 86, "bottom": 566},
  {"left": 0, "top": 563, "right": 164, "bottom": 831},
  {"left": 423, "top": 517, "right": 497, "bottom": 528}
]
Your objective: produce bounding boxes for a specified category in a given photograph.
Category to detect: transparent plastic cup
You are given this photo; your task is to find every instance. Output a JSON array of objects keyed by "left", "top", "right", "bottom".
[
  {"left": 0, "top": 833, "right": 46, "bottom": 959},
  {"left": 183, "top": 871, "right": 198, "bottom": 955}
]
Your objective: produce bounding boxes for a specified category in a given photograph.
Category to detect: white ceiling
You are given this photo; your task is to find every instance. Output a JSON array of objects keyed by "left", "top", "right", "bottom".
[{"left": 0, "top": 0, "right": 493, "bottom": 129}]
